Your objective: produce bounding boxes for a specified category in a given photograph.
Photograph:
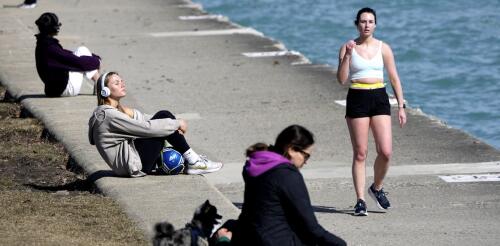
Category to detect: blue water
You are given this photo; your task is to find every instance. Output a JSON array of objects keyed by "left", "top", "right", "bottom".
[{"left": 195, "top": 0, "right": 500, "bottom": 149}]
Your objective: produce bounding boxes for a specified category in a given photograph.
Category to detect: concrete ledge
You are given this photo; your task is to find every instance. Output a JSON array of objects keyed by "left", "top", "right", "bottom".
[
  {"left": 0, "top": 80, "right": 239, "bottom": 236},
  {"left": 0, "top": 1, "right": 241, "bottom": 237},
  {"left": 1, "top": 83, "right": 240, "bottom": 234}
]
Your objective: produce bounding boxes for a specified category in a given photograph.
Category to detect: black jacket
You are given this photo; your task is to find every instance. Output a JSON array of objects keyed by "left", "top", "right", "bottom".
[
  {"left": 35, "top": 34, "right": 100, "bottom": 97},
  {"left": 233, "top": 164, "right": 346, "bottom": 246}
]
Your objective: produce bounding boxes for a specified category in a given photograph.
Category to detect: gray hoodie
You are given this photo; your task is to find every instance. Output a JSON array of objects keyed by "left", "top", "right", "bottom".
[{"left": 88, "top": 105, "right": 180, "bottom": 177}]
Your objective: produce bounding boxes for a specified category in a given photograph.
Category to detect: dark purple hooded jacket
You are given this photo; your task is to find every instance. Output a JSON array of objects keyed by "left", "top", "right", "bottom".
[
  {"left": 35, "top": 34, "right": 100, "bottom": 97},
  {"left": 232, "top": 151, "right": 346, "bottom": 246}
]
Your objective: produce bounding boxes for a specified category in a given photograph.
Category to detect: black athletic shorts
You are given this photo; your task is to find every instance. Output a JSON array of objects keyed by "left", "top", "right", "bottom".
[{"left": 346, "top": 88, "right": 391, "bottom": 118}]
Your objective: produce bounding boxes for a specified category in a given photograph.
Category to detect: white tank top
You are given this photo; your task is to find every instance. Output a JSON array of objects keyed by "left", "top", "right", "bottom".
[{"left": 349, "top": 41, "right": 384, "bottom": 80}]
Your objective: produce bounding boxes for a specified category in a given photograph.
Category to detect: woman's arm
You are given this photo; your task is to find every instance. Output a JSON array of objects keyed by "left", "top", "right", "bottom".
[
  {"left": 280, "top": 170, "right": 346, "bottom": 245},
  {"left": 382, "top": 42, "right": 407, "bottom": 128},
  {"left": 131, "top": 108, "right": 187, "bottom": 134},
  {"left": 108, "top": 109, "right": 180, "bottom": 138},
  {"left": 47, "top": 44, "right": 100, "bottom": 71},
  {"left": 336, "top": 40, "right": 355, "bottom": 84}
]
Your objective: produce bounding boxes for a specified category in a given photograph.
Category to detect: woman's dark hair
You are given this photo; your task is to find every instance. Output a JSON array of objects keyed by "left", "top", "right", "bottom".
[
  {"left": 35, "top": 12, "right": 61, "bottom": 35},
  {"left": 354, "top": 7, "right": 377, "bottom": 26},
  {"left": 246, "top": 125, "right": 314, "bottom": 157}
]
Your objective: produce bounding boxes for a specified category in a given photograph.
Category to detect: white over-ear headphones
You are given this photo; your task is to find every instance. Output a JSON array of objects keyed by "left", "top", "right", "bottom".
[{"left": 99, "top": 72, "right": 110, "bottom": 97}]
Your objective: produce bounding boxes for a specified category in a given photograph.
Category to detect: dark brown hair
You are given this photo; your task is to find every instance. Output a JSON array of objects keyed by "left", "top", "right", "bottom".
[
  {"left": 246, "top": 125, "right": 314, "bottom": 157},
  {"left": 35, "top": 12, "right": 61, "bottom": 35},
  {"left": 354, "top": 7, "right": 377, "bottom": 26}
]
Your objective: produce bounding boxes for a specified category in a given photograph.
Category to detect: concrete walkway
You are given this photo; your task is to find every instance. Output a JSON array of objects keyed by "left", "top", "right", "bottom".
[{"left": 1, "top": 0, "right": 500, "bottom": 244}]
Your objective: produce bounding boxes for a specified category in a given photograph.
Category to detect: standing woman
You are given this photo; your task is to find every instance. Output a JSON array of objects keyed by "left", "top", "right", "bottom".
[
  {"left": 88, "top": 72, "right": 223, "bottom": 177},
  {"left": 337, "top": 7, "right": 407, "bottom": 216}
]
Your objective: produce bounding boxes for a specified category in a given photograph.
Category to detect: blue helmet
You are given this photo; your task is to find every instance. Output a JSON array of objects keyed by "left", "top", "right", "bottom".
[{"left": 160, "top": 148, "right": 185, "bottom": 175}]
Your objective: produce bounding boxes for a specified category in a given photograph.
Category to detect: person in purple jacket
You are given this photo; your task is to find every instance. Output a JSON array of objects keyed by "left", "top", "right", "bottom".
[
  {"left": 226, "top": 125, "right": 346, "bottom": 246},
  {"left": 34, "top": 12, "right": 101, "bottom": 97}
]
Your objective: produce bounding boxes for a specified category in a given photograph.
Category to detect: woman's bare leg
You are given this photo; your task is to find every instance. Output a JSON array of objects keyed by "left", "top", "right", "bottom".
[
  {"left": 370, "top": 115, "right": 392, "bottom": 190},
  {"left": 347, "top": 117, "right": 371, "bottom": 200}
]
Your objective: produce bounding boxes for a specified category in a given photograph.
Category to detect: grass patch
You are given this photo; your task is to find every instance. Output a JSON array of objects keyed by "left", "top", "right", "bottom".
[{"left": 0, "top": 86, "right": 148, "bottom": 245}]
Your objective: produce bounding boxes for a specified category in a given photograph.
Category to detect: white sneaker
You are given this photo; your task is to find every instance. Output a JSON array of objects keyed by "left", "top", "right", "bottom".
[
  {"left": 131, "top": 170, "right": 146, "bottom": 178},
  {"left": 18, "top": 3, "right": 36, "bottom": 8},
  {"left": 187, "top": 155, "right": 223, "bottom": 175}
]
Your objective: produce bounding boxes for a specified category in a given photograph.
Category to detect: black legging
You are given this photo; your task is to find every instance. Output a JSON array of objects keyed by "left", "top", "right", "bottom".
[{"left": 134, "top": 110, "right": 190, "bottom": 174}]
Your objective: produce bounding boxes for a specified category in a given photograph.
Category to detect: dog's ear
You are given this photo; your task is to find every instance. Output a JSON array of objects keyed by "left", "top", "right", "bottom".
[
  {"left": 201, "top": 200, "right": 222, "bottom": 220},
  {"left": 203, "top": 200, "right": 213, "bottom": 214},
  {"left": 208, "top": 201, "right": 222, "bottom": 220}
]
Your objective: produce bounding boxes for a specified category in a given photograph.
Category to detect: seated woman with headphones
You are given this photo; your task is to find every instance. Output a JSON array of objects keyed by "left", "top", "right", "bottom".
[
  {"left": 88, "top": 72, "right": 223, "bottom": 177},
  {"left": 35, "top": 12, "right": 101, "bottom": 97}
]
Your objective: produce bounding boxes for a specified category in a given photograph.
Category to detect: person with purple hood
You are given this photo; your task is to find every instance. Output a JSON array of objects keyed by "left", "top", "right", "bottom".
[{"left": 226, "top": 125, "right": 346, "bottom": 246}]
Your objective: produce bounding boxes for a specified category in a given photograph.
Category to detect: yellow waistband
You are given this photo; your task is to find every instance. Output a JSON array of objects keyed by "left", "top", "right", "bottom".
[{"left": 350, "top": 82, "right": 385, "bottom": 89}]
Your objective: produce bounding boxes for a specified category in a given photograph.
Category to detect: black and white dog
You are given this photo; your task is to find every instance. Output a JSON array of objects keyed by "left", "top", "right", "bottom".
[{"left": 153, "top": 200, "right": 222, "bottom": 246}]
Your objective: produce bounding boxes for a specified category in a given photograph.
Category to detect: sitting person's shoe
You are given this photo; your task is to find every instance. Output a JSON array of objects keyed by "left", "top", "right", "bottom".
[
  {"left": 18, "top": 3, "right": 36, "bottom": 8},
  {"left": 354, "top": 199, "right": 368, "bottom": 216},
  {"left": 131, "top": 170, "right": 146, "bottom": 178},
  {"left": 187, "top": 155, "right": 223, "bottom": 175},
  {"left": 368, "top": 183, "right": 391, "bottom": 209}
]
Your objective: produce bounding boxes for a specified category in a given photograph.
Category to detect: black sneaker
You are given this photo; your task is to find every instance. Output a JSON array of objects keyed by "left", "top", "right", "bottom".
[
  {"left": 368, "top": 184, "right": 391, "bottom": 209},
  {"left": 354, "top": 199, "right": 368, "bottom": 216}
]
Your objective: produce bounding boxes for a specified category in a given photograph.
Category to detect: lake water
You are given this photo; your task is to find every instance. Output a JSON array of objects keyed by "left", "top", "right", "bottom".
[{"left": 195, "top": 0, "right": 500, "bottom": 149}]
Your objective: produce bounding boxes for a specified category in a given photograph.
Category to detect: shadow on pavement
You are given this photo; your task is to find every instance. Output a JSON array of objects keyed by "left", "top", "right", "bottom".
[{"left": 26, "top": 170, "right": 116, "bottom": 193}]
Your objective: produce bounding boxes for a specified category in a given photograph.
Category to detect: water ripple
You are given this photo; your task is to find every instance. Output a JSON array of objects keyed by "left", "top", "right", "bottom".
[{"left": 196, "top": 0, "right": 500, "bottom": 148}]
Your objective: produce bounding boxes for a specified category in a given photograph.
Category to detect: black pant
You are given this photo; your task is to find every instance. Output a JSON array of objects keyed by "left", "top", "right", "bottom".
[{"left": 134, "top": 110, "right": 190, "bottom": 174}]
